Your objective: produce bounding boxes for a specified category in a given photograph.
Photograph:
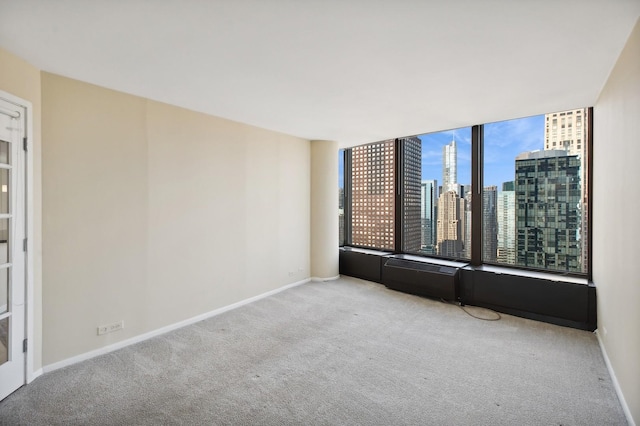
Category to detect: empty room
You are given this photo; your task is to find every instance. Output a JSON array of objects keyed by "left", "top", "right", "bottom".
[{"left": 0, "top": 1, "right": 639, "bottom": 424}]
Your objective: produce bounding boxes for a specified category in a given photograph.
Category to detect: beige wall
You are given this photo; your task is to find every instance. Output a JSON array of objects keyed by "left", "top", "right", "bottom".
[
  {"left": 310, "top": 140, "right": 339, "bottom": 279},
  {"left": 41, "top": 73, "right": 310, "bottom": 365},
  {"left": 0, "top": 48, "right": 43, "bottom": 372},
  {"left": 593, "top": 18, "right": 640, "bottom": 424}
]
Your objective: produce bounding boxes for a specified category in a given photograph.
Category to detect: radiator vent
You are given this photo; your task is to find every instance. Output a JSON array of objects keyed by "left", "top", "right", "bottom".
[{"left": 382, "top": 257, "right": 461, "bottom": 301}]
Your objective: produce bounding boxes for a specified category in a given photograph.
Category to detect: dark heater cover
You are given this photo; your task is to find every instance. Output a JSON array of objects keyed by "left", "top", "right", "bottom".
[{"left": 382, "top": 258, "right": 460, "bottom": 301}]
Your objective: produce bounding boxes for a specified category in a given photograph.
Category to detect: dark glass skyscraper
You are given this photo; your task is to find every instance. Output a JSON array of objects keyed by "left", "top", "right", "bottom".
[{"left": 515, "top": 150, "right": 581, "bottom": 272}]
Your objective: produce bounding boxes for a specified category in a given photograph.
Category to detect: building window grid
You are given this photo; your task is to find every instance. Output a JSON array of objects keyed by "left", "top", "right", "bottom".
[{"left": 350, "top": 140, "right": 396, "bottom": 250}]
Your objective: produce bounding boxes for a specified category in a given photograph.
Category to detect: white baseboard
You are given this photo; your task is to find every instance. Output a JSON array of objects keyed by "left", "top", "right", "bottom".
[
  {"left": 595, "top": 330, "right": 636, "bottom": 426},
  {"left": 43, "top": 278, "right": 311, "bottom": 374},
  {"left": 311, "top": 275, "right": 340, "bottom": 282},
  {"left": 27, "top": 368, "right": 43, "bottom": 383}
]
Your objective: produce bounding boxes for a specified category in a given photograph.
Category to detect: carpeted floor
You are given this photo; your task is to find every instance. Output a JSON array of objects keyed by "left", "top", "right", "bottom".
[{"left": 0, "top": 276, "right": 627, "bottom": 425}]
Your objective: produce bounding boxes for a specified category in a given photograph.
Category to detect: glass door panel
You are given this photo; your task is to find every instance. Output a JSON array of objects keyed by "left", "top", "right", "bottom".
[{"left": 0, "top": 95, "right": 26, "bottom": 400}]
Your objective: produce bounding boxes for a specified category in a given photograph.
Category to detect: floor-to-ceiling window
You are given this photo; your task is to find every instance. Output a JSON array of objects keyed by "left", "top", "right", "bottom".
[
  {"left": 483, "top": 109, "right": 588, "bottom": 274},
  {"left": 341, "top": 107, "right": 591, "bottom": 277}
]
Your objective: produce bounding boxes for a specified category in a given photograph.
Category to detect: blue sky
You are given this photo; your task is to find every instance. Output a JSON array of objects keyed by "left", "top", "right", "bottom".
[
  {"left": 338, "top": 114, "right": 545, "bottom": 191},
  {"left": 482, "top": 114, "right": 545, "bottom": 188},
  {"left": 418, "top": 114, "right": 545, "bottom": 190},
  {"left": 419, "top": 127, "right": 473, "bottom": 187}
]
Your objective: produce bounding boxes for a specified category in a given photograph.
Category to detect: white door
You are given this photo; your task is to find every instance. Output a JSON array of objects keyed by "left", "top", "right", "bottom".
[{"left": 0, "top": 98, "right": 26, "bottom": 401}]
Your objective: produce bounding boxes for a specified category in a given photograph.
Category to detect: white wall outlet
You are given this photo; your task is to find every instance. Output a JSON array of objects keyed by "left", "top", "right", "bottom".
[{"left": 97, "top": 320, "right": 124, "bottom": 336}]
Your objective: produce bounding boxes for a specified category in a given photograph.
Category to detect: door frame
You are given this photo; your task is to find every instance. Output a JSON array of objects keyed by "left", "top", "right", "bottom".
[{"left": 0, "top": 90, "right": 35, "bottom": 386}]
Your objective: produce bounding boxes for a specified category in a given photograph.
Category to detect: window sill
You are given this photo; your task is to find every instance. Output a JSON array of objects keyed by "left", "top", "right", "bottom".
[
  {"left": 340, "top": 246, "right": 393, "bottom": 256},
  {"left": 471, "top": 264, "right": 590, "bottom": 286},
  {"left": 391, "top": 254, "right": 469, "bottom": 269}
]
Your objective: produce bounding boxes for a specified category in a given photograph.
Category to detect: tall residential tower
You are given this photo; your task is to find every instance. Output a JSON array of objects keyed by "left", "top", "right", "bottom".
[
  {"left": 483, "top": 185, "right": 498, "bottom": 262},
  {"left": 350, "top": 140, "right": 395, "bottom": 250},
  {"left": 420, "top": 180, "right": 438, "bottom": 254},
  {"left": 350, "top": 138, "right": 422, "bottom": 251},
  {"left": 497, "top": 181, "right": 516, "bottom": 264},
  {"left": 436, "top": 139, "right": 466, "bottom": 258},
  {"left": 515, "top": 150, "right": 581, "bottom": 272},
  {"left": 544, "top": 108, "right": 589, "bottom": 272},
  {"left": 436, "top": 191, "right": 465, "bottom": 257},
  {"left": 442, "top": 140, "right": 457, "bottom": 193}
]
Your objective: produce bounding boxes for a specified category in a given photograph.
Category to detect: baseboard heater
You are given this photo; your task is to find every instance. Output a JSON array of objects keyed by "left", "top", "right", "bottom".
[
  {"left": 381, "top": 255, "right": 465, "bottom": 301},
  {"left": 339, "top": 247, "right": 392, "bottom": 283},
  {"left": 459, "top": 265, "right": 595, "bottom": 330}
]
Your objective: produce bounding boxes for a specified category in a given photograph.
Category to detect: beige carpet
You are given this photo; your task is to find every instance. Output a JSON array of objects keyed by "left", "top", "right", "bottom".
[{"left": 0, "top": 276, "right": 627, "bottom": 425}]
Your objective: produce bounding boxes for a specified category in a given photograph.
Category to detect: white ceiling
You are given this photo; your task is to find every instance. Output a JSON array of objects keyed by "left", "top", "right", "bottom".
[{"left": 1, "top": 1, "right": 638, "bottom": 147}]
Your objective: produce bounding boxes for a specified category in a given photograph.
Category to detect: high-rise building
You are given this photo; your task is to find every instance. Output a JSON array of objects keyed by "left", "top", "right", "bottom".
[
  {"left": 544, "top": 108, "right": 589, "bottom": 271},
  {"left": 350, "top": 137, "right": 421, "bottom": 251},
  {"left": 501, "top": 181, "right": 515, "bottom": 191},
  {"left": 497, "top": 181, "right": 516, "bottom": 264},
  {"left": 483, "top": 185, "right": 498, "bottom": 262},
  {"left": 402, "top": 137, "right": 423, "bottom": 252},
  {"left": 462, "top": 184, "right": 472, "bottom": 259},
  {"left": 515, "top": 150, "right": 581, "bottom": 272},
  {"left": 436, "top": 191, "right": 465, "bottom": 257},
  {"left": 442, "top": 140, "right": 457, "bottom": 193},
  {"left": 544, "top": 109, "right": 587, "bottom": 154},
  {"left": 420, "top": 179, "right": 438, "bottom": 254},
  {"left": 436, "top": 138, "right": 466, "bottom": 258},
  {"left": 350, "top": 140, "right": 395, "bottom": 250}
]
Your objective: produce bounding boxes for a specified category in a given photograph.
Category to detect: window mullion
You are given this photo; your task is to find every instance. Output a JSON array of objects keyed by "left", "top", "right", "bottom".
[
  {"left": 344, "top": 149, "right": 352, "bottom": 246},
  {"left": 394, "top": 138, "right": 402, "bottom": 253},
  {"left": 471, "top": 125, "right": 483, "bottom": 266},
  {"left": 586, "top": 107, "right": 593, "bottom": 281}
]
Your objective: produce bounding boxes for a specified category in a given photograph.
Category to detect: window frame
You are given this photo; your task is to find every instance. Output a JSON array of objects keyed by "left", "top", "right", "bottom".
[{"left": 341, "top": 108, "right": 592, "bottom": 279}]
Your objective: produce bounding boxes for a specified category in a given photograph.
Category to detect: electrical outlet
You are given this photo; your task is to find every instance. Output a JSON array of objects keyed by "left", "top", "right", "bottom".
[
  {"left": 109, "top": 321, "right": 124, "bottom": 333},
  {"left": 97, "top": 320, "right": 124, "bottom": 336}
]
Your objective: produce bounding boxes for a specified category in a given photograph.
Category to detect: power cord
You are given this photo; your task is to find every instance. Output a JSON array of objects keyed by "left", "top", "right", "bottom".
[{"left": 441, "top": 299, "right": 502, "bottom": 321}]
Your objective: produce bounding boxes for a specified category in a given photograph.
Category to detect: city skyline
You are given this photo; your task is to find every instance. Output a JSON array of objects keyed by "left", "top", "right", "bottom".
[
  {"left": 420, "top": 114, "right": 548, "bottom": 191},
  {"left": 339, "top": 108, "right": 586, "bottom": 272},
  {"left": 339, "top": 113, "right": 548, "bottom": 192}
]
